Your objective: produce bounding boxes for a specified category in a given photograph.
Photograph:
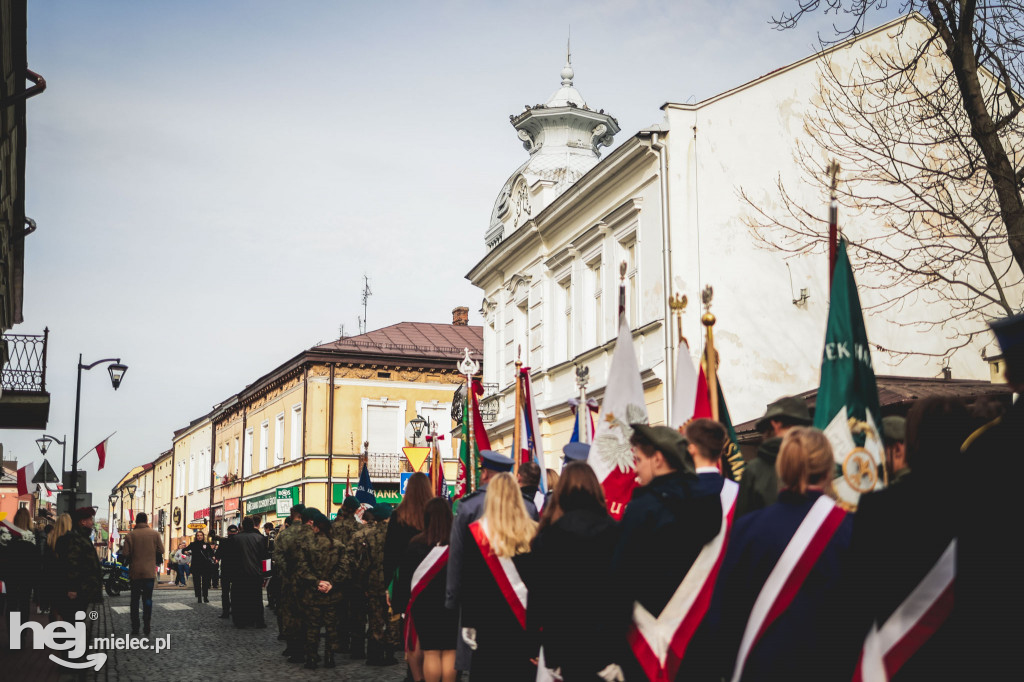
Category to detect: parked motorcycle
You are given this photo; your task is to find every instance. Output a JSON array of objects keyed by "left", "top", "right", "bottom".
[{"left": 102, "top": 559, "right": 130, "bottom": 597}]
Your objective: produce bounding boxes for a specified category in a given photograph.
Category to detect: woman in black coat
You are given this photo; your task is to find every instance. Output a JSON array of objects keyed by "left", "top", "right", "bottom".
[
  {"left": 393, "top": 497, "right": 458, "bottom": 682},
  {"left": 184, "top": 530, "right": 216, "bottom": 603},
  {"left": 529, "top": 462, "right": 620, "bottom": 681}
]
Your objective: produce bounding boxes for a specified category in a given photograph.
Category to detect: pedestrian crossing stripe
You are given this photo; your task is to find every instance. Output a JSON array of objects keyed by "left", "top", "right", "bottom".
[
  {"left": 112, "top": 606, "right": 131, "bottom": 614},
  {"left": 161, "top": 603, "right": 192, "bottom": 611}
]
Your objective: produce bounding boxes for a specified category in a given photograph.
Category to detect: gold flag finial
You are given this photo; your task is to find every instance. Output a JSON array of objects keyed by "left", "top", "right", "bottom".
[
  {"left": 828, "top": 160, "right": 840, "bottom": 199},
  {"left": 701, "top": 285, "right": 716, "bottom": 327},
  {"left": 669, "top": 293, "right": 688, "bottom": 348}
]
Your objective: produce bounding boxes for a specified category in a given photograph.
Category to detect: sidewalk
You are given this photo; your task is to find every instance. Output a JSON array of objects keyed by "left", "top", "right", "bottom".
[{"left": 0, "top": 607, "right": 62, "bottom": 682}]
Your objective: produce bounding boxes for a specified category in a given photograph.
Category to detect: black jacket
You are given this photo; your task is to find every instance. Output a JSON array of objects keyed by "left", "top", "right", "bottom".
[
  {"left": 383, "top": 517, "right": 420, "bottom": 590},
  {"left": 233, "top": 530, "right": 268, "bottom": 578},
  {"left": 529, "top": 505, "right": 620, "bottom": 680},
  {"left": 185, "top": 540, "right": 215, "bottom": 575},
  {"left": 735, "top": 437, "right": 781, "bottom": 518}
]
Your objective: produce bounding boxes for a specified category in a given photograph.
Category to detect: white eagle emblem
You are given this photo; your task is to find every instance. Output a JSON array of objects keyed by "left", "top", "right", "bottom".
[{"left": 595, "top": 403, "right": 648, "bottom": 473}]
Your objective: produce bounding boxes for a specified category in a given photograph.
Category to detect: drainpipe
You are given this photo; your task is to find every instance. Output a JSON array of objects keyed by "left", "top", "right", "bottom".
[
  {"left": 651, "top": 131, "right": 674, "bottom": 425},
  {"left": 327, "top": 364, "right": 335, "bottom": 515}
]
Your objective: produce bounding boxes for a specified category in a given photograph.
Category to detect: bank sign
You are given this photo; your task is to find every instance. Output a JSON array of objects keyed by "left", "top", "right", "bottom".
[
  {"left": 276, "top": 487, "right": 300, "bottom": 518},
  {"left": 245, "top": 491, "right": 277, "bottom": 516}
]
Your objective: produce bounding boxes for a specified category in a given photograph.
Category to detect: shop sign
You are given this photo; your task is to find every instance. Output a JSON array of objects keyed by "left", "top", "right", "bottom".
[
  {"left": 224, "top": 497, "right": 240, "bottom": 512},
  {"left": 187, "top": 522, "right": 206, "bottom": 530},
  {"left": 193, "top": 507, "right": 210, "bottom": 520},
  {"left": 275, "top": 487, "right": 300, "bottom": 518},
  {"left": 246, "top": 491, "right": 277, "bottom": 515}
]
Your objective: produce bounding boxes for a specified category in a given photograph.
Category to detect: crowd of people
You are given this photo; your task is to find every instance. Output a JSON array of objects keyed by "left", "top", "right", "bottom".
[
  {"left": 0, "top": 503, "right": 105, "bottom": 653},
  {"left": 2, "top": 314, "right": 1021, "bottom": 679}
]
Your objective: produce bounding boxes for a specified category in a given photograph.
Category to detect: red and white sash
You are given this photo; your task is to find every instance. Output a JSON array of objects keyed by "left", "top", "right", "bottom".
[
  {"left": 627, "top": 479, "right": 738, "bottom": 682},
  {"left": 731, "top": 494, "right": 847, "bottom": 682},
  {"left": 404, "top": 545, "right": 449, "bottom": 650},
  {"left": 469, "top": 518, "right": 528, "bottom": 629},
  {"left": 852, "top": 539, "right": 956, "bottom": 682}
]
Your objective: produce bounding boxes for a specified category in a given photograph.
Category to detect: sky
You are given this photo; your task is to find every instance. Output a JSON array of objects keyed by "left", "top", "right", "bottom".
[{"left": 4, "top": 1, "right": 900, "bottom": 503}]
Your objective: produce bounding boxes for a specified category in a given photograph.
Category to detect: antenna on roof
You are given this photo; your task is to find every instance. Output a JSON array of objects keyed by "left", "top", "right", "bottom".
[
  {"left": 339, "top": 323, "right": 346, "bottom": 339},
  {"left": 360, "top": 274, "right": 372, "bottom": 334}
]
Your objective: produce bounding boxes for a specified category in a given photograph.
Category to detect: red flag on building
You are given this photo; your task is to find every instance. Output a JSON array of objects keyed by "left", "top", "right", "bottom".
[{"left": 16, "top": 462, "right": 35, "bottom": 497}]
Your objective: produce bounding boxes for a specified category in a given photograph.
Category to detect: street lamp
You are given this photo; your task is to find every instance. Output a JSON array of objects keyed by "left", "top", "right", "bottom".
[
  {"left": 36, "top": 434, "right": 67, "bottom": 480},
  {"left": 108, "top": 493, "right": 118, "bottom": 531},
  {"left": 69, "top": 355, "right": 128, "bottom": 510},
  {"left": 409, "top": 415, "right": 427, "bottom": 441}
]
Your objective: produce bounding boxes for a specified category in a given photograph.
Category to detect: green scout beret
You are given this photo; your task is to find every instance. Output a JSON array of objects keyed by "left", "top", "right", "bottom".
[
  {"left": 630, "top": 424, "right": 692, "bottom": 473},
  {"left": 882, "top": 415, "right": 906, "bottom": 442},
  {"left": 755, "top": 396, "right": 812, "bottom": 432},
  {"left": 301, "top": 507, "right": 322, "bottom": 521}
]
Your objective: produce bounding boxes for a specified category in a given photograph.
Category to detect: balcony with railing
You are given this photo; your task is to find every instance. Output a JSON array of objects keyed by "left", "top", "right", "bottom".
[
  {"left": 0, "top": 328, "right": 50, "bottom": 429},
  {"left": 366, "top": 452, "right": 414, "bottom": 482}
]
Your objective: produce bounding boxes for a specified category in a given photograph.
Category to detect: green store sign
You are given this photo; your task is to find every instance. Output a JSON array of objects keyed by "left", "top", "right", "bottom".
[{"left": 246, "top": 491, "right": 277, "bottom": 515}]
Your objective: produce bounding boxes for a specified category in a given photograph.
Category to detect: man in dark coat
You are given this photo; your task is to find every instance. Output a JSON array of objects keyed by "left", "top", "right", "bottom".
[
  {"left": 231, "top": 516, "right": 269, "bottom": 628},
  {"left": 958, "top": 312, "right": 1024, "bottom": 679},
  {"left": 609, "top": 425, "right": 722, "bottom": 680},
  {"left": 214, "top": 524, "right": 238, "bottom": 618},
  {"left": 445, "top": 450, "right": 514, "bottom": 674},
  {"left": 735, "top": 396, "right": 811, "bottom": 518}
]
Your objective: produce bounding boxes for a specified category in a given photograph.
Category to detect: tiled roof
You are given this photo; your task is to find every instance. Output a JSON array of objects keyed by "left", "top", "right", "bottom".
[
  {"left": 734, "top": 375, "right": 1015, "bottom": 436},
  {"left": 313, "top": 322, "right": 482, "bottom": 361}
]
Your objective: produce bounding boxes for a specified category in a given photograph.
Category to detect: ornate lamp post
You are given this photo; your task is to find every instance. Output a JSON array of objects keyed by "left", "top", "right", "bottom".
[
  {"left": 68, "top": 355, "right": 128, "bottom": 509},
  {"left": 36, "top": 433, "right": 67, "bottom": 479}
]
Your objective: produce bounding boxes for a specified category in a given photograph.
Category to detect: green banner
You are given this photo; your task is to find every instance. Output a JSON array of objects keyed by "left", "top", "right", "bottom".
[{"left": 246, "top": 491, "right": 277, "bottom": 515}]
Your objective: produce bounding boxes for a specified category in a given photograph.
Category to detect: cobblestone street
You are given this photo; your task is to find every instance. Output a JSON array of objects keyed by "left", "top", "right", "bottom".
[{"left": 67, "top": 583, "right": 409, "bottom": 682}]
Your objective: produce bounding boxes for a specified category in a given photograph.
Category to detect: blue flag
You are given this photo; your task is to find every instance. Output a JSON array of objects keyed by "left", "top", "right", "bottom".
[{"left": 355, "top": 462, "right": 376, "bottom": 504}]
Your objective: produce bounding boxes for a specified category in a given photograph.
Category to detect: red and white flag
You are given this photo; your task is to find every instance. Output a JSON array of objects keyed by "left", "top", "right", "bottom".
[
  {"left": 670, "top": 342, "right": 713, "bottom": 428},
  {"left": 261, "top": 558, "right": 272, "bottom": 572},
  {"left": 94, "top": 435, "right": 113, "bottom": 471},
  {"left": 16, "top": 462, "right": 36, "bottom": 497},
  {"left": 591, "top": 314, "right": 648, "bottom": 520}
]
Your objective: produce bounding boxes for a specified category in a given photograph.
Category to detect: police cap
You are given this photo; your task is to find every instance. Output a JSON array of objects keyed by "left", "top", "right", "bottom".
[
  {"left": 562, "top": 442, "right": 591, "bottom": 462},
  {"left": 479, "top": 450, "right": 514, "bottom": 472}
]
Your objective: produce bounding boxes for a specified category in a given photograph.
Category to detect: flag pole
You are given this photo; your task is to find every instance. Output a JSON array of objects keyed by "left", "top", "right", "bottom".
[
  {"left": 575, "top": 364, "right": 590, "bottom": 445},
  {"left": 458, "top": 348, "right": 480, "bottom": 493},
  {"left": 513, "top": 348, "right": 523, "bottom": 475},
  {"left": 701, "top": 286, "right": 719, "bottom": 422},
  {"left": 828, "top": 160, "right": 840, "bottom": 286}
]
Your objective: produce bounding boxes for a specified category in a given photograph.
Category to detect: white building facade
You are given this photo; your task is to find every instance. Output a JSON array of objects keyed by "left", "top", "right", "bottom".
[{"left": 468, "top": 16, "right": 1018, "bottom": 459}]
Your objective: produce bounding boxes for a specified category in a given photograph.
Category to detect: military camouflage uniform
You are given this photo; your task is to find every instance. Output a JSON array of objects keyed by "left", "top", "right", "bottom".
[
  {"left": 275, "top": 522, "right": 314, "bottom": 655},
  {"left": 331, "top": 512, "right": 361, "bottom": 650},
  {"left": 341, "top": 520, "right": 374, "bottom": 657},
  {"left": 295, "top": 531, "right": 346, "bottom": 658},
  {"left": 355, "top": 520, "right": 401, "bottom": 661}
]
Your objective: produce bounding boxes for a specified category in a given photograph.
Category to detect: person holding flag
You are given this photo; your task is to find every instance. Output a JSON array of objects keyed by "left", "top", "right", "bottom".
[{"left": 609, "top": 424, "right": 723, "bottom": 681}]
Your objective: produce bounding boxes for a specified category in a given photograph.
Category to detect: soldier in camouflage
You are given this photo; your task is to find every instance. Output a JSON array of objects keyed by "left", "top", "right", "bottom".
[
  {"left": 330, "top": 495, "right": 362, "bottom": 653},
  {"left": 341, "top": 504, "right": 376, "bottom": 660},
  {"left": 295, "top": 510, "right": 346, "bottom": 669},
  {"left": 354, "top": 503, "right": 400, "bottom": 667},
  {"left": 272, "top": 504, "right": 309, "bottom": 663}
]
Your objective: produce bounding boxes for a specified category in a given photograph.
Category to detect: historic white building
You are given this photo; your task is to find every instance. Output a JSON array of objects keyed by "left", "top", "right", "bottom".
[{"left": 468, "top": 16, "right": 1017, "bottom": 454}]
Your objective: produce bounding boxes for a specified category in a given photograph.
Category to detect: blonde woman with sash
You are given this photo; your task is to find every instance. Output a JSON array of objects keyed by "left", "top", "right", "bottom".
[
  {"left": 708, "top": 427, "right": 855, "bottom": 681},
  {"left": 460, "top": 472, "right": 538, "bottom": 680}
]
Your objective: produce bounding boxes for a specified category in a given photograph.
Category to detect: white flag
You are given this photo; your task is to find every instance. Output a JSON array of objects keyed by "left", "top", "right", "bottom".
[
  {"left": 591, "top": 316, "right": 649, "bottom": 519},
  {"left": 671, "top": 342, "right": 700, "bottom": 429}
]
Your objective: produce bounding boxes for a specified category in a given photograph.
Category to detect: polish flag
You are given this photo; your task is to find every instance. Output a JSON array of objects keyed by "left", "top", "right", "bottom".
[
  {"left": 95, "top": 436, "right": 112, "bottom": 471},
  {"left": 16, "top": 462, "right": 36, "bottom": 497},
  {"left": 670, "top": 342, "right": 713, "bottom": 429},
  {"left": 262, "top": 558, "right": 272, "bottom": 572},
  {"left": 590, "top": 315, "right": 648, "bottom": 520}
]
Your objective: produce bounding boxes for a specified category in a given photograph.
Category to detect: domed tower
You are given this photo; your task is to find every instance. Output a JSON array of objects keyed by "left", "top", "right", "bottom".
[{"left": 485, "top": 55, "right": 620, "bottom": 250}]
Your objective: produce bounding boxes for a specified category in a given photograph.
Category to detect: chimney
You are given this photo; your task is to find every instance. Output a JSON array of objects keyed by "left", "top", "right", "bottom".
[{"left": 452, "top": 306, "right": 469, "bottom": 326}]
